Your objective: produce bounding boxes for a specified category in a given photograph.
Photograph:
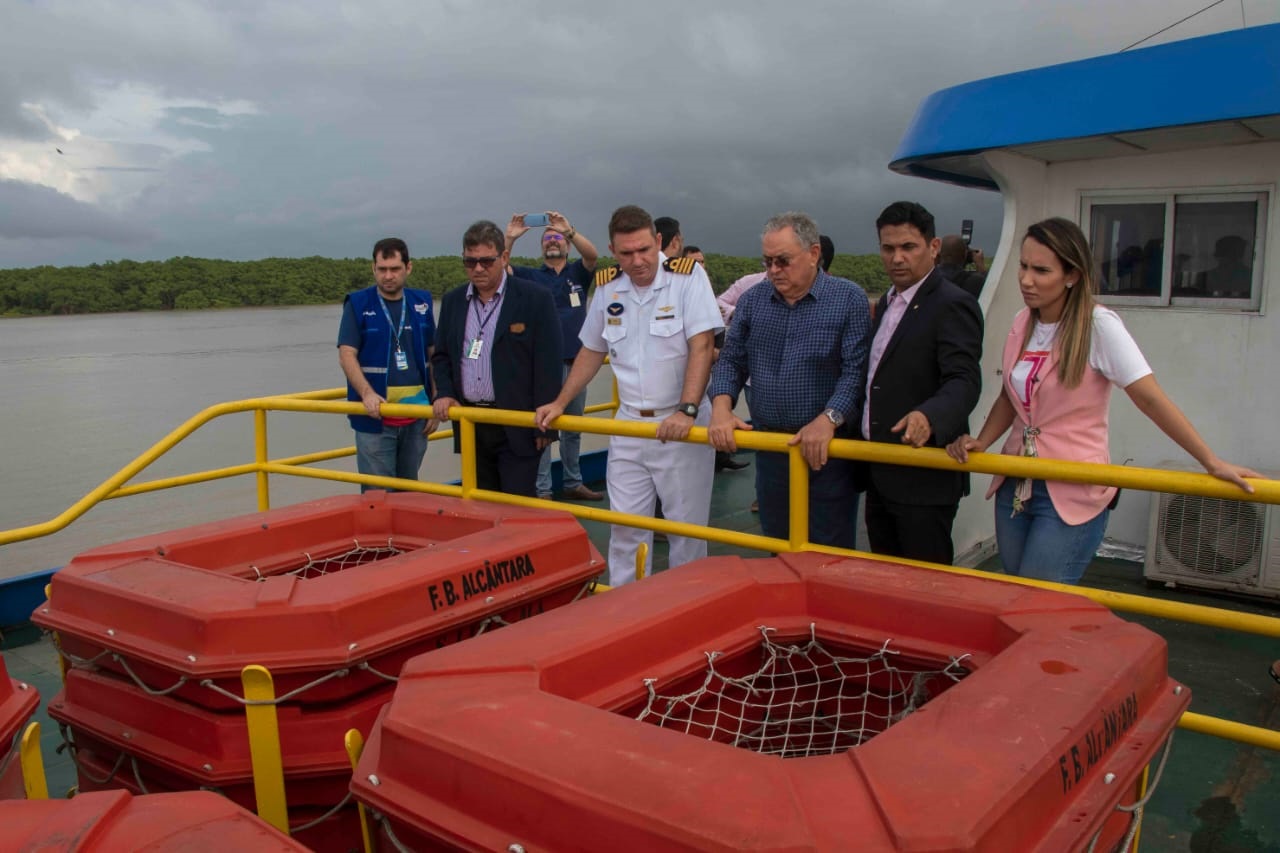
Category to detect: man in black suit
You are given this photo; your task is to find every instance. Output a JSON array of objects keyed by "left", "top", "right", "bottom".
[
  {"left": 432, "top": 220, "right": 563, "bottom": 497},
  {"left": 860, "top": 201, "right": 983, "bottom": 564}
]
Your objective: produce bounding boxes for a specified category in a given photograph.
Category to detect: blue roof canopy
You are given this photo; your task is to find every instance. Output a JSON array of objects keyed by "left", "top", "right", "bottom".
[{"left": 891, "top": 23, "right": 1280, "bottom": 189}]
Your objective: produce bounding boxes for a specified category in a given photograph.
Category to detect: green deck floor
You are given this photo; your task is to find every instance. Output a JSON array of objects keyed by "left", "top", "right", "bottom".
[{"left": 4, "top": 452, "right": 1279, "bottom": 850}]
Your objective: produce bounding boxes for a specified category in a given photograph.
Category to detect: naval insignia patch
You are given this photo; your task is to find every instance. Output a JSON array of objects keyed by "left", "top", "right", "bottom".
[
  {"left": 663, "top": 257, "right": 697, "bottom": 275},
  {"left": 594, "top": 266, "right": 620, "bottom": 286},
  {"left": 606, "top": 302, "right": 625, "bottom": 316}
]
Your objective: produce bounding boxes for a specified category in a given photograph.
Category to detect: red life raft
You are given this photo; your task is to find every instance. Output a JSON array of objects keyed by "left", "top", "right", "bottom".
[
  {"left": 0, "top": 656, "right": 39, "bottom": 799},
  {"left": 35, "top": 492, "right": 602, "bottom": 709},
  {"left": 352, "top": 552, "right": 1190, "bottom": 852},
  {"left": 34, "top": 492, "right": 603, "bottom": 852},
  {"left": 0, "top": 789, "right": 309, "bottom": 851}
]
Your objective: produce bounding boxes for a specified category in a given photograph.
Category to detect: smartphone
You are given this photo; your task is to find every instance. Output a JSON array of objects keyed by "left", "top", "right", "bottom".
[
  {"left": 961, "top": 219, "right": 974, "bottom": 246},
  {"left": 524, "top": 213, "right": 549, "bottom": 227}
]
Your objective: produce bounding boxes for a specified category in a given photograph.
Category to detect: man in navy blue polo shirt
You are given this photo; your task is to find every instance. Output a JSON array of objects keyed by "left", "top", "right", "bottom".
[{"left": 507, "top": 211, "right": 604, "bottom": 501}]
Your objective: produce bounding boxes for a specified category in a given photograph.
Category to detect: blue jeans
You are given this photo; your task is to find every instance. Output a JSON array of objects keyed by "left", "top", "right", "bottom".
[
  {"left": 536, "top": 364, "right": 587, "bottom": 495},
  {"left": 755, "top": 448, "right": 858, "bottom": 549},
  {"left": 354, "top": 420, "right": 428, "bottom": 492},
  {"left": 994, "top": 479, "right": 1108, "bottom": 584}
]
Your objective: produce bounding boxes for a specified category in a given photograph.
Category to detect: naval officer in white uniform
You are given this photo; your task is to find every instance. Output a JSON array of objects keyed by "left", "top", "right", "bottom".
[{"left": 536, "top": 205, "right": 722, "bottom": 587}]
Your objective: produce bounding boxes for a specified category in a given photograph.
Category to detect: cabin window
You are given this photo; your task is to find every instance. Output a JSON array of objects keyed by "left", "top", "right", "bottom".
[{"left": 1083, "top": 191, "right": 1268, "bottom": 310}]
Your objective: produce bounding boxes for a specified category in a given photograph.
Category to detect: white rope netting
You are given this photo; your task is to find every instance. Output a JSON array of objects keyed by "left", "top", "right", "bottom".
[
  {"left": 248, "top": 539, "right": 405, "bottom": 580},
  {"left": 636, "top": 624, "right": 969, "bottom": 758}
]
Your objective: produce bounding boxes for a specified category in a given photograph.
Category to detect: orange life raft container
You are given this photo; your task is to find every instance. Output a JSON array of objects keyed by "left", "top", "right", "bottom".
[
  {"left": 0, "top": 656, "right": 39, "bottom": 799},
  {"left": 35, "top": 492, "right": 602, "bottom": 710},
  {"left": 35, "top": 492, "right": 603, "bottom": 852},
  {"left": 352, "top": 552, "right": 1190, "bottom": 853},
  {"left": 0, "top": 789, "right": 309, "bottom": 851}
]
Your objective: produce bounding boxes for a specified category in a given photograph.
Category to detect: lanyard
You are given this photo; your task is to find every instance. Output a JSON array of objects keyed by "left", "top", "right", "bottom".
[
  {"left": 378, "top": 296, "right": 407, "bottom": 352},
  {"left": 470, "top": 291, "right": 502, "bottom": 339}
]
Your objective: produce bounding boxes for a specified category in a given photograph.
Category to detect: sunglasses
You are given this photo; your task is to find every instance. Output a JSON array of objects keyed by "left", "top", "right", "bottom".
[
  {"left": 462, "top": 255, "right": 501, "bottom": 269},
  {"left": 542, "top": 233, "right": 566, "bottom": 242},
  {"left": 761, "top": 254, "right": 794, "bottom": 270}
]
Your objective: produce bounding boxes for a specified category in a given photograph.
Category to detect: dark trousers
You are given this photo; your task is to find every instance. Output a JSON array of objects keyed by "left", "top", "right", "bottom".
[
  {"left": 755, "top": 449, "right": 858, "bottom": 549},
  {"left": 864, "top": 482, "right": 957, "bottom": 565},
  {"left": 473, "top": 422, "right": 539, "bottom": 497}
]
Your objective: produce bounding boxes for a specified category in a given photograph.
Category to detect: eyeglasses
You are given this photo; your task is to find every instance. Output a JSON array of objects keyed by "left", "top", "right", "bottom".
[
  {"left": 542, "top": 233, "right": 566, "bottom": 242},
  {"left": 761, "top": 254, "right": 794, "bottom": 270},
  {"left": 462, "top": 255, "right": 501, "bottom": 269}
]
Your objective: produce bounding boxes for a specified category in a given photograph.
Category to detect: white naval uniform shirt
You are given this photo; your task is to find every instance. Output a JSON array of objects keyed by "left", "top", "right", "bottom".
[{"left": 578, "top": 261, "right": 723, "bottom": 410}]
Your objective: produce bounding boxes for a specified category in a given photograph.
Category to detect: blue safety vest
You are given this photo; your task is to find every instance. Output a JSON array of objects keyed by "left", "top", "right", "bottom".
[{"left": 344, "top": 286, "right": 435, "bottom": 433}]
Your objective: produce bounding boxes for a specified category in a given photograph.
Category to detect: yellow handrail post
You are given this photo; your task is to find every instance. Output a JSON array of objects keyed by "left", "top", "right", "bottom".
[
  {"left": 255, "top": 409, "right": 270, "bottom": 511},
  {"left": 458, "top": 415, "right": 477, "bottom": 497},
  {"left": 242, "top": 665, "right": 289, "bottom": 834},
  {"left": 788, "top": 448, "right": 810, "bottom": 552},
  {"left": 44, "top": 584, "right": 66, "bottom": 682},
  {"left": 19, "top": 721, "right": 48, "bottom": 800},
  {"left": 635, "top": 542, "right": 648, "bottom": 583},
  {"left": 344, "top": 729, "right": 374, "bottom": 853}
]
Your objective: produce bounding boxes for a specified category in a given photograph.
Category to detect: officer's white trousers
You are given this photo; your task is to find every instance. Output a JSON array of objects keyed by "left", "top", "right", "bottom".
[{"left": 606, "top": 408, "right": 714, "bottom": 588}]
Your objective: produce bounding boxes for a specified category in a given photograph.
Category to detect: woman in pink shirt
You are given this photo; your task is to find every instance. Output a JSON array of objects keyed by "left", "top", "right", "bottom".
[{"left": 947, "top": 218, "right": 1259, "bottom": 583}]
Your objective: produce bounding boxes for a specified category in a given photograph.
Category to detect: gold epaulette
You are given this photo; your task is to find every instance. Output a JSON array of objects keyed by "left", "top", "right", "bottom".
[
  {"left": 594, "top": 266, "right": 621, "bottom": 287},
  {"left": 663, "top": 257, "right": 697, "bottom": 275}
]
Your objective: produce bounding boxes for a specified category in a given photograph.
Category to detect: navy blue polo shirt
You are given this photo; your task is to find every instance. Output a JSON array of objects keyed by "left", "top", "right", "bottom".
[{"left": 511, "top": 259, "right": 592, "bottom": 360}]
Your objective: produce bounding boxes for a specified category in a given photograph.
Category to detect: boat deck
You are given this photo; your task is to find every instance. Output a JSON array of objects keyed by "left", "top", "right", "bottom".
[{"left": 4, "top": 454, "right": 1279, "bottom": 851}]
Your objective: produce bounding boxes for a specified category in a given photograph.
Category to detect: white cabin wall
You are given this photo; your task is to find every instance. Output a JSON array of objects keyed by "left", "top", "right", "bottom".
[
  {"left": 951, "top": 150, "right": 1048, "bottom": 564},
  {"left": 970, "top": 141, "right": 1280, "bottom": 552}
]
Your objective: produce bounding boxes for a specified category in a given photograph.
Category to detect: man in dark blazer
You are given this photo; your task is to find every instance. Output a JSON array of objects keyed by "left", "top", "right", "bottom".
[
  {"left": 432, "top": 220, "right": 563, "bottom": 497},
  {"left": 859, "top": 201, "right": 983, "bottom": 564}
]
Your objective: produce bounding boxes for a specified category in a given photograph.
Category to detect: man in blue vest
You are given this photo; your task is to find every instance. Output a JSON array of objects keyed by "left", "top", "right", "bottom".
[{"left": 337, "top": 237, "right": 437, "bottom": 491}]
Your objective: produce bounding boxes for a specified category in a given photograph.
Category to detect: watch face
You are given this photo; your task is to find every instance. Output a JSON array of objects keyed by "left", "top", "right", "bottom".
[{"left": 825, "top": 409, "right": 844, "bottom": 427}]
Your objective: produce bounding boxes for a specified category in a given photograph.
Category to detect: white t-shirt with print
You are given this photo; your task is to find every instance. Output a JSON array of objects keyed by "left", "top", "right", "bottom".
[{"left": 1010, "top": 306, "right": 1152, "bottom": 407}]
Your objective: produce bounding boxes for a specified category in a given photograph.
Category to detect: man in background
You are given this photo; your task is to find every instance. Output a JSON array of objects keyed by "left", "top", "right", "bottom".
[
  {"left": 682, "top": 245, "right": 706, "bottom": 265},
  {"left": 654, "top": 216, "right": 683, "bottom": 259},
  {"left": 937, "top": 234, "right": 987, "bottom": 298},
  {"left": 507, "top": 211, "right": 604, "bottom": 501},
  {"left": 432, "top": 221, "right": 563, "bottom": 497},
  {"left": 338, "top": 237, "right": 437, "bottom": 491}
]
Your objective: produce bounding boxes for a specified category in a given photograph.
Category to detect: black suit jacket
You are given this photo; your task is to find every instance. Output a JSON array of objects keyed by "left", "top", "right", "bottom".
[
  {"left": 860, "top": 267, "right": 983, "bottom": 505},
  {"left": 431, "top": 275, "right": 563, "bottom": 456}
]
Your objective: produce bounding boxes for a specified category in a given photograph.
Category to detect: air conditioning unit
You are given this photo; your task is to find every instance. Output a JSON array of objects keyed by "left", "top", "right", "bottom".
[{"left": 1144, "top": 492, "right": 1280, "bottom": 599}]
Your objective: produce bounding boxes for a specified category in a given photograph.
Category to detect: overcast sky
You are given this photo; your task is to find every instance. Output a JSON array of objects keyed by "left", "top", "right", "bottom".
[{"left": 2, "top": 0, "right": 1276, "bottom": 268}]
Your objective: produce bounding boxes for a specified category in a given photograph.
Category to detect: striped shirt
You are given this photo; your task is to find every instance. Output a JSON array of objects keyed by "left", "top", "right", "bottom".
[{"left": 460, "top": 277, "right": 505, "bottom": 402}]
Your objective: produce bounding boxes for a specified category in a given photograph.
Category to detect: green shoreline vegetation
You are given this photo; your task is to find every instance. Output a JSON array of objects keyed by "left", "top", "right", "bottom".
[{"left": 0, "top": 254, "right": 891, "bottom": 317}]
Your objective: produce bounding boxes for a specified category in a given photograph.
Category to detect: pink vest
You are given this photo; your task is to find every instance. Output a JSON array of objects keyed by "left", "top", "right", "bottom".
[{"left": 986, "top": 308, "right": 1118, "bottom": 524}]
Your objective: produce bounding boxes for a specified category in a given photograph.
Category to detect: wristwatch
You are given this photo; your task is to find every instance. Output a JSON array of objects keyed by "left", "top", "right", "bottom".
[
  {"left": 822, "top": 408, "right": 845, "bottom": 427},
  {"left": 677, "top": 402, "right": 699, "bottom": 418}
]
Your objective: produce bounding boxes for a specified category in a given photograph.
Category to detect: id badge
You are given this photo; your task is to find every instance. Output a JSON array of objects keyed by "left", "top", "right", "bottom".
[
  {"left": 466, "top": 338, "right": 484, "bottom": 359},
  {"left": 569, "top": 289, "right": 582, "bottom": 308},
  {"left": 394, "top": 349, "right": 409, "bottom": 371}
]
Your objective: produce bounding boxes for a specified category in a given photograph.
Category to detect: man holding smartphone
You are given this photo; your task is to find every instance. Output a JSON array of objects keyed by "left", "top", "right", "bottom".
[{"left": 507, "top": 211, "right": 603, "bottom": 501}]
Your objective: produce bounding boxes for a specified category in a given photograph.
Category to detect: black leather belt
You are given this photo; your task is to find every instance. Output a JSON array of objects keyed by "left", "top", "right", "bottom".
[{"left": 464, "top": 400, "right": 496, "bottom": 407}]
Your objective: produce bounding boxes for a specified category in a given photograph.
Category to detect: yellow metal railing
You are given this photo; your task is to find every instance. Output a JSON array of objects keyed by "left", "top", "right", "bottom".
[{"left": 4, "top": 388, "right": 1279, "bottom": 831}]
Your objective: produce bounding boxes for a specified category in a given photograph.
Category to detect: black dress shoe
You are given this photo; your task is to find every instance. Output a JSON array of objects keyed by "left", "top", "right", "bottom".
[{"left": 715, "top": 451, "right": 749, "bottom": 471}]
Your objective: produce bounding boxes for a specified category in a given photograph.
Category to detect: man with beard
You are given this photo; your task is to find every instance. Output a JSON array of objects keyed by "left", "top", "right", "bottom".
[
  {"left": 507, "top": 211, "right": 604, "bottom": 501},
  {"left": 338, "top": 237, "right": 437, "bottom": 491}
]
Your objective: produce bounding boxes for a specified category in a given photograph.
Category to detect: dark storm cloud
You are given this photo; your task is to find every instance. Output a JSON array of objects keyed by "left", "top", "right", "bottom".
[
  {"left": 0, "top": 180, "right": 153, "bottom": 243},
  {"left": 1, "top": 0, "right": 1274, "bottom": 266}
]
